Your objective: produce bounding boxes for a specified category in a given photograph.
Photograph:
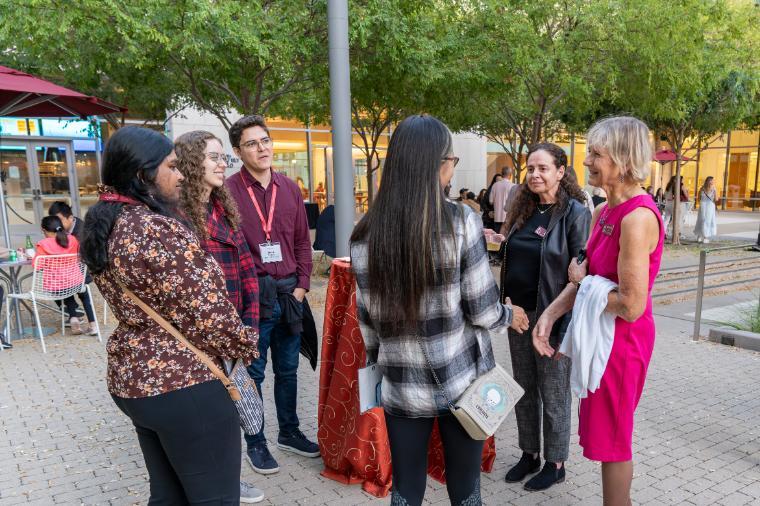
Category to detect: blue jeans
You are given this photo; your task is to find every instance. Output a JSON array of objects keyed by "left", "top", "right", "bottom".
[{"left": 245, "top": 299, "right": 302, "bottom": 447}]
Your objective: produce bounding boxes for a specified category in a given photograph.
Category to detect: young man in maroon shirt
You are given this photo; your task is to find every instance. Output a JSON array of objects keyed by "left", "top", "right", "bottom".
[{"left": 226, "top": 115, "right": 317, "bottom": 475}]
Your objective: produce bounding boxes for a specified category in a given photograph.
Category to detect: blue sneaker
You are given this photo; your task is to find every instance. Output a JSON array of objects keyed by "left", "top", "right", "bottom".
[
  {"left": 277, "top": 429, "right": 320, "bottom": 458},
  {"left": 245, "top": 442, "right": 279, "bottom": 475}
]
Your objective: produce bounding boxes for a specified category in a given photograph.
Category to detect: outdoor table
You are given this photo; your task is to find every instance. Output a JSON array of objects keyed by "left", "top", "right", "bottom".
[
  {"left": 0, "top": 258, "right": 32, "bottom": 339},
  {"left": 317, "top": 258, "right": 496, "bottom": 498}
]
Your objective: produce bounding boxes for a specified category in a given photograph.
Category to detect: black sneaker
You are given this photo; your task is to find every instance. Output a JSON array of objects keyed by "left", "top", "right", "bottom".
[
  {"left": 524, "top": 462, "right": 566, "bottom": 491},
  {"left": 277, "top": 429, "right": 320, "bottom": 458},
  {"left": 245, "top": 442, "right": 279, "bottom": 475},
  {"left": 0, "top": 337, "right": 12, "bottom": 349},
  {"left": 504, "top": 453, "right": 541, "bottom": 483}
]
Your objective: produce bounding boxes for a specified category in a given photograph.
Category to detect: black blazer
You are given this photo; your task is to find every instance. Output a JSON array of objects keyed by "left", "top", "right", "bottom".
[{"left": 500, "top": 198, "right": 591, "bottom": 341}]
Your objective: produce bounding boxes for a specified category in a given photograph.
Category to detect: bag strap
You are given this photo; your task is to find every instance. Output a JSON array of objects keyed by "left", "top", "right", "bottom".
[
  {"left": 116, "top": 281, "right": 241, "bottom": 401},
  {"left": 416, "top": 336, "right": 455, "bottom": 410}
]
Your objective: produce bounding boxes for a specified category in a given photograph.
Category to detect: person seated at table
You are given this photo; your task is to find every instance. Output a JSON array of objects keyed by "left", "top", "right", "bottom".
[
  {"left": 48, "top": 201, "right": 85, "bottom": 320},
  {"left": 36, "top": 216, "right": 97, "bottom": 335},
  {"left": 350, "top": 114, "right": 529, "bottom": 506}
]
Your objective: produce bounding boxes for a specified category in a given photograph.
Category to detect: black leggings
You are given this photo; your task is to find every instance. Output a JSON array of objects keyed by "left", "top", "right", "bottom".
[
  {"left": 112, "top": 380, "right": 241, "bottom": 505},
  {"left": 385, "top": 412, "right": 484, "bottom": 506}
]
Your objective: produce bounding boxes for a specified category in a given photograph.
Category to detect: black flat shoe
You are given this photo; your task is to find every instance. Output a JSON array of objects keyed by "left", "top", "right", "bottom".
[
  {"left": 504, "top": 453, "right": 541, "bottom": 483},
  {"left": 524, "top": 462, "right": 565, "bottom": 491},
  {"left": 0, "top": 336, "right": 12, "bottom": 349}
]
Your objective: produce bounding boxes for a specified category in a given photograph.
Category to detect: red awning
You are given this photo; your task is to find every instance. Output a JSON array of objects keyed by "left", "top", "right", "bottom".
[
  {"left": 653, "top": 149, "right": 691, "bottom": 163},
  {"left": 0, "top": 65, "right": 127, "bottom": 118}
]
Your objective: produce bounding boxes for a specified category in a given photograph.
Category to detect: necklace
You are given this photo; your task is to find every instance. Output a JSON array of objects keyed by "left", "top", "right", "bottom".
[{"left": 537, "top": 203, "right": 555, "bottom": 214}]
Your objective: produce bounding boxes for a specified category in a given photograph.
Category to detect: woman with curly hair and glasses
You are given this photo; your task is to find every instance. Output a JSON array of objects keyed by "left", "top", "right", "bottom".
[
  {"left": 174, "top": 130, "right": 265, "bottom": 503},
  {"left": 499, "top": 142, "right": 591, "bottom": 491}
]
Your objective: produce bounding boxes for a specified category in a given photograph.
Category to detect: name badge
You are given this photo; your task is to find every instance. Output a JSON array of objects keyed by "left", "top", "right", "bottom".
[
  {"left": 534, "top": 226, "right": 547, "bottom": 237},
  {"left": 259, "top": 242, "right": 283, "bottom": 263},
  {"left": 602, "top": 224, "right": 614, "bottom": 236}
]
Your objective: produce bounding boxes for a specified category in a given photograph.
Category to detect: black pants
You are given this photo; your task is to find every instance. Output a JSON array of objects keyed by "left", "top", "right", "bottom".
[
  {"left": 62, "top": 288, "right": 95, "bottom": 322},
  {"left": 112, "top": 380, "right": 241, "bottom": 505},
  {"left": 385, "top": 412, "right": 484, "bottom": 506}
]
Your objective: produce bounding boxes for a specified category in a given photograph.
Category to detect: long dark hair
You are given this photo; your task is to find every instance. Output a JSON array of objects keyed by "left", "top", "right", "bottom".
[
  {"left": 80, "top": 126, "right": 175, "bottom": 274},
  {"left": 41, "top": 216, "right": 68, "bottom": 248},
  {"left": 350, "top": 114, "right": 455, "bottom": 334},
  {"left": 503, "top": 142, "right": 587, "bottom": 233},
  {"left": 175, "top": 130, "right": 241, "bottom": 241}
]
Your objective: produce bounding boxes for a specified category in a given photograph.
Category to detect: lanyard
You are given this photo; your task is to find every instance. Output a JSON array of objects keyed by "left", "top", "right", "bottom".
[{"left": 247, "top": 184, "right": 278, "bottom": 242}]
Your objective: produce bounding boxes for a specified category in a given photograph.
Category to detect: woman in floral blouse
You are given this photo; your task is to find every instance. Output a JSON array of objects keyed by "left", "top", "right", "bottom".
[{"left": 80, "top": 126, "right": 259, "bottom": 504}]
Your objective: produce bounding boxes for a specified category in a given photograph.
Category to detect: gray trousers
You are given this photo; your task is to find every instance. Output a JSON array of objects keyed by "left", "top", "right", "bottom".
[{"left": 507, "top": 311, "right": 571, "bottom": 462}]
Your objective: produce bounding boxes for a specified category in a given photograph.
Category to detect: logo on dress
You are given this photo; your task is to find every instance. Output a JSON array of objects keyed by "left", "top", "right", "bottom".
[{"left": 602, "top": 224, "right": 614, "bottom": 236}]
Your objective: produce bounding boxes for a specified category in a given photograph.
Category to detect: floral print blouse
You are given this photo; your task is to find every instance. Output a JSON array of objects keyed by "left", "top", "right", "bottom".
[{"left": 94, "top": 205, "right": 259, "bottom": 398}]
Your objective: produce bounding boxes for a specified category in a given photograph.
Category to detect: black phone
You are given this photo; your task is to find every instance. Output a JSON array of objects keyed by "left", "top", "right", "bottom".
[{"left": 576, "top": 248, "right": 587, "bottom": 264}]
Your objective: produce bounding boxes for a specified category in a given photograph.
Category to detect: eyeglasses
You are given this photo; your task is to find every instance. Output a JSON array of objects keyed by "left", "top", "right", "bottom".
[
  {"left": 442, "top": 156, "right": 460, "bottom": 167},
  {"left": 206, "top": 152, "right": 231, "bottom": 165},
  {"left": 240, "top": 137, "right": 272, "bottom": 151}
]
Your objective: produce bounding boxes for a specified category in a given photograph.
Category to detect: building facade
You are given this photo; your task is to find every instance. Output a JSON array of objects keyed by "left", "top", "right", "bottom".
[{"left": 2, "top": 111, "right": 757, "bottom": 246}]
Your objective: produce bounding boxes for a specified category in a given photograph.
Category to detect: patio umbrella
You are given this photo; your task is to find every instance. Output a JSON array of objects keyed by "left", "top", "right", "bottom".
[
  {"left": 653, "top": 149, "right": 691, "bottom": 163},
  {"left": 0, "top": 65, "right": 127, "bottom": 247},
  {"left": 0, "top": 65, "right": 125, "bottom": 118}
]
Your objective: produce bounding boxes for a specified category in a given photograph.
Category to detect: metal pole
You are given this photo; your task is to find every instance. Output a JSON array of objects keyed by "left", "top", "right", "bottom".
[
  {"left": 753, "top": 133, "right": 760, "bottom": 212},
  {"left": 328, "top": 0, "right": 354, "bottom": 258},
  {"left": 693, "top": 249, "right": 707, "bottom": 341},
  {"left": 721, "top": 131, "right": 731, "bottom": 211},
  {"left": 0, "top": 140, "right": 12, "bottom": 248}
]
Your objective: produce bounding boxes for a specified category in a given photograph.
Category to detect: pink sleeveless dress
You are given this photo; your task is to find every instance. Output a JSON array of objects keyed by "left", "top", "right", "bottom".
[{"left": 578, "top": 194, "right": 664, "bottom": 462}]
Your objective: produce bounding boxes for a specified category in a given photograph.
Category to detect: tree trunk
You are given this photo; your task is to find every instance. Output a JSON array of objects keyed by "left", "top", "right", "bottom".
[
  {"left": 366, "top": 152, "right": 374, "bottom": 208},
  {"left": 672, "top": 155, "right": 682, "bottom": 245}
]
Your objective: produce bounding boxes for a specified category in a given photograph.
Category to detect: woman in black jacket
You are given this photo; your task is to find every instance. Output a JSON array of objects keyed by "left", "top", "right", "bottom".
[{"left": 499, "top": 142, "right": 591, "bottom": 491}]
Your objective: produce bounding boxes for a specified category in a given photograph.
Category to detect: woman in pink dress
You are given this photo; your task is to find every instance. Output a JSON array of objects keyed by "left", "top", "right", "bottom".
[{"left": 531, "top": 116, "right": 663, "bottom": 505}]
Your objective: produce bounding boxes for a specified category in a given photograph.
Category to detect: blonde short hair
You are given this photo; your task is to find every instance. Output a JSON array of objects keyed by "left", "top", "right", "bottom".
[{"left": 587, "top": 116, "right": 653, "bottom": 183}]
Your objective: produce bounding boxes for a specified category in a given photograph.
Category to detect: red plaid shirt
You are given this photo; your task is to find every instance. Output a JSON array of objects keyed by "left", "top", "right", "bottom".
[{"left": 202, "top": 199, "right": 260, "bottom": 331}]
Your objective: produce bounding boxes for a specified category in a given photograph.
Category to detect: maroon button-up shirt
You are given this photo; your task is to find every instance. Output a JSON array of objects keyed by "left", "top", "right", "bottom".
[{"left": 226, "top": 168, "right": 312, "bottom": 290}]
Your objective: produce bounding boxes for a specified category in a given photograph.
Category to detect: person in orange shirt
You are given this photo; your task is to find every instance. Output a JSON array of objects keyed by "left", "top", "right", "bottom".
[{"left": 36, "top": 216, "right": 96, "bottom": 335}]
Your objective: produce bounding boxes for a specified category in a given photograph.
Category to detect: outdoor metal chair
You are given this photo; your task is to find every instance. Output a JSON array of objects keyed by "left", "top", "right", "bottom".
[{"left": 5, "top": 254, "right": 101, "bottom": 353}]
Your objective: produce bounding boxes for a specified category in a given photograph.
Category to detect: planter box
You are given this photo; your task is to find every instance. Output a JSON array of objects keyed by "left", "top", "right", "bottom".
[{"left": 708, "top": 327, "right": 760, "bottom": 352}]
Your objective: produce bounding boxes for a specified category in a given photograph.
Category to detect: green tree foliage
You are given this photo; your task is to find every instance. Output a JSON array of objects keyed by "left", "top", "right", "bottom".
[
  {"left": 295, "top": 0, "right": 449, "bottom": 204},
  {"left": 433, "top": 0, "right": 616, "bottom": 182},
  {"left": 0, "top": 0, "right": 326, "bottom": 130},
  {"left": 608, "top": 0, "right": 760, "bottom": 243}
]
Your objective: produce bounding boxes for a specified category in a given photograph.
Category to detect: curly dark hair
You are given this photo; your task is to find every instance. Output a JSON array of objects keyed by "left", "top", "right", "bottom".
[
  {"left": 503, "top": 142, "right": 587, "bottom": 233},
  {"left": 229, "top": 115, "right": 269, "bottom": 148},
  {"left": 174, "top": 131, "right": 241, "bottom": 241}
]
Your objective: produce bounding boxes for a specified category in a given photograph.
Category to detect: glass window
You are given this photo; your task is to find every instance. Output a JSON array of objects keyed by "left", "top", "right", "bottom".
[
  {"left": 310, "top": 131, "right": 331, "bottom": 211},
  {"left": 269, "top": 129, "right": 309, "bottom": 201},
  {"left": 726, "top": 140, "right": 756, "bottom": 210},
  {"left": 75, "top": 149, "right": 100, "bottom": 217}
]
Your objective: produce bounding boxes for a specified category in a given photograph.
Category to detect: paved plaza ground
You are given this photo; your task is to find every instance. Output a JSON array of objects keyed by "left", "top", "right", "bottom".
[{"left": 0, "top": 216, "right": 758, "bottom": 505}]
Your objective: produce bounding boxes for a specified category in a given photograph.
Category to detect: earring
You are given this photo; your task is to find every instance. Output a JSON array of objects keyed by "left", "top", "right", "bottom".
[{"left": 619, "top": 173, "right": 625, "bottom": 183}]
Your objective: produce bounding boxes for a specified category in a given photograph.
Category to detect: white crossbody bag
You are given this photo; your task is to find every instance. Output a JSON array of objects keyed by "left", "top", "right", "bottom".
[{"left": 418, "top": 337, "right": 524, "bottom": 440}]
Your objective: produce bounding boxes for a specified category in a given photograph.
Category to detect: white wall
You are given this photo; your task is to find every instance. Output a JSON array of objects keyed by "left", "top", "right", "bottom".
[
  {"left": 166, "top": 108, "right": 244, "bottom": 175},
  {"left": 450, "top": 132, "right": 488, "bottom": 197}
]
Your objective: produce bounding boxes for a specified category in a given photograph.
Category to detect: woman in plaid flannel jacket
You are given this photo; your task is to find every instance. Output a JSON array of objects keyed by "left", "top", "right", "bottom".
[{"left": 351, "top": 115, "right": 529, "bottom": 506}]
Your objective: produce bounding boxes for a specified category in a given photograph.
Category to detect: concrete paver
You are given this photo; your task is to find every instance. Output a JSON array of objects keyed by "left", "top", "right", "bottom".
[{"left": 1, "top": 253, "right": 759, "bottom": 504}]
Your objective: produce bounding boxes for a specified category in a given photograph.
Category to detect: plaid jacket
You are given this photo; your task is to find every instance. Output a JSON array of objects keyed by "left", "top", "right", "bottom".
[
  {"left": 202, "top": 199, "right": 260, "bottom": 331},
  {"left": 352, "top": 203, "right": 512, "bottom": 417}
]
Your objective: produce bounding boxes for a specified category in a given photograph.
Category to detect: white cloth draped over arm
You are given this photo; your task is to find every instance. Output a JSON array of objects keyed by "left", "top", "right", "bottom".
[{"left": 559, "top": 275, "right": 618, "bottom": 398}]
